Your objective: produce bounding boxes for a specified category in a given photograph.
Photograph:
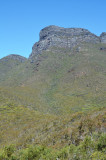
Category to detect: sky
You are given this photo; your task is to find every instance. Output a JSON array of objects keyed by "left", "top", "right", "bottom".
[{"left": 0, "top": 0, "right": 106, "bottom": 59}]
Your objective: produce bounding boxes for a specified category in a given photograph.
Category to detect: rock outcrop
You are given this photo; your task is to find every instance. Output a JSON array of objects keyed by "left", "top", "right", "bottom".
[
  {"left": 100, "top": 32, "right": 106, "bottom": 43},
  {"left": 29, "top": 25, "right": 100, "bottom": 59}
]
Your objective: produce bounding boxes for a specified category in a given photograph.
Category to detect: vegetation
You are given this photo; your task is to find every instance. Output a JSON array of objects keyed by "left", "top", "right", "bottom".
[
  {"left": 0, "top": 42, "right": 105, "bottom": 159},
  {"left": 0, "top": 43, "right": 106, "bottom": 114},
  {"left": 0, "top": 131, "right": 106, "bottom": 159},
  {"left": 0, "top": 101, "right": 105, "bottom": 159}
]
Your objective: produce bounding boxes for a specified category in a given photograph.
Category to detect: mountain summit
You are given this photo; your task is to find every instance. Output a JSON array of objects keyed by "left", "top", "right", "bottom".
[{"left": 29, "top": 25, "right": 106, "bottom": 60}]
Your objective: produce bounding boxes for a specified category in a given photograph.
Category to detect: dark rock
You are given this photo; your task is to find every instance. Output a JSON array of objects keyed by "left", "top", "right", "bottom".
[
  {"left": 100, "top": 47, "right": 106, "bottom": 51},
  {"left": 100, "top": 32, "right": 106, "bottom": 43},
  {"left": 29, "top": 25, "right": 100, "bottom": 59}
]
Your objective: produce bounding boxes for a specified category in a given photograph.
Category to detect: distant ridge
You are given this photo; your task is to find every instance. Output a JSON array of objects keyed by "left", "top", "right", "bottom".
[{"left": 0, "top": 54, "right": 27, "bottom": 62}]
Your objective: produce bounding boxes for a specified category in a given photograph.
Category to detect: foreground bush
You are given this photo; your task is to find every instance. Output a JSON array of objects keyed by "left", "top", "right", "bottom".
[{"left": 0, "top": 133, "right": 106, "bottom": 160}]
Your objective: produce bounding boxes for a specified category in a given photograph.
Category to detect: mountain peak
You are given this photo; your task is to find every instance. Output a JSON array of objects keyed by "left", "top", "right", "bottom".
[
  {"left": 39, "top": 25, "right": 91, "bottom": 41},
  {"left": 29, "top": 25, "right": 100, "bottom": 59}
]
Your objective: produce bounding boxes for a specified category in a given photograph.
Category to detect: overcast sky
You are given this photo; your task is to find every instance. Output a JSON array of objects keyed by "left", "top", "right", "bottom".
[{"left": 0, "top": 0, "right": 106, "bottom": 59}]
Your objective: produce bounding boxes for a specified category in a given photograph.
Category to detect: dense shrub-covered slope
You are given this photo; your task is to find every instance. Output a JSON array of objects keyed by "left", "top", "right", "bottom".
[
  {"left": 0, "top": 103, "right": 105, "bottom": 159},
  {"left": 0, "top": 39, "right": 106, "bottom": 159},
  {"left": 0, "top": 43, "right": 106, "bottom": 114}
]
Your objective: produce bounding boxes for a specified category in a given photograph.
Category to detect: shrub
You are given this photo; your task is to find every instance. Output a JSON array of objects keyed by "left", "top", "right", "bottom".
[
  {"left": 0, "top": 145, "right": 15, "bottom": 160},
  {"left": 97, "top": 133, "right": 106, "bottom": 151}
]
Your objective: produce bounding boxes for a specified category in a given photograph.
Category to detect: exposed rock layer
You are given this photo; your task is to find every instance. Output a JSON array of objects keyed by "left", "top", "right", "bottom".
[
  {"left": 29, "top": 25, "right": 101, "bottom": 59},
  {"left": 100, "top": 32, "right": 106, "bottom": 43}
]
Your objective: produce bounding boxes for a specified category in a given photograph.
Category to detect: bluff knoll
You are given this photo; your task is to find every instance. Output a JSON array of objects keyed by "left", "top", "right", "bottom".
[{"left": 29, "top": 25, "right": 106, "bottom": 59}]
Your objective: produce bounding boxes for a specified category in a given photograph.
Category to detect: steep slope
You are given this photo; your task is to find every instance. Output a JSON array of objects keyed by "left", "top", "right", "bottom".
[
  {"left": 0, "top": 43, "right": 106, "bottom": 114},
  {"left": 0, "top": 26, "right": 106, "bottom": 114}
]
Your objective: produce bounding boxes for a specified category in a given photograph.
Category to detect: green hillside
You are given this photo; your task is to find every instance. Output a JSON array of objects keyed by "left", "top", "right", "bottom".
[
  {"left": 0, "top": 102, "right": 105, "bottom": 159},
  {"left": 0, "top": 43, "right": 106, "bottom": 114},
  {"left": 0, "top": 42, "right": 106, "bottom": 159}
]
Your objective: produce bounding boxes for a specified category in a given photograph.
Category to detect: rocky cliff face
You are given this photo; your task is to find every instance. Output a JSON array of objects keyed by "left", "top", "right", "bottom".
[
  {"left": 100, "top": 32, "right": 106, "bottom": 43},
  {"left": 29, "top": 25, "right": 100, "bottom": 59}
]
